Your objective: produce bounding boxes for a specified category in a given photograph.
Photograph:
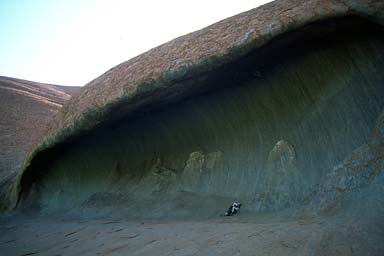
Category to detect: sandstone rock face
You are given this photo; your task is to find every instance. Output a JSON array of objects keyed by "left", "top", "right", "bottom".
[
  {"left": 1, "top": 0, "right": 384, "bottom": 255},
  {"left": 20, "top": 0, "right": 384, "bottom": 186},
  {"left": 267, "top": 140, "right": 297, "bottom": 175},
  {"left": 0, "top": 76, "right": 80, "bottom": 210},
  {"left": 137, "top": 158, "right": 178, "bottom": 197},
  {"left": 0, "top": 0, "right": 382, "bottom": 229},
  {"left": 14, "top": 14, "right": 384, "bottom": 218},
  {"left": 308, "top": 135, "right": 384, "bottom": 215},
  {"left": 263, "top": 140, "right": 299, "bottom": 208},
  {"left": 179, "top": 151, "right": 223, "bottom": 193}
]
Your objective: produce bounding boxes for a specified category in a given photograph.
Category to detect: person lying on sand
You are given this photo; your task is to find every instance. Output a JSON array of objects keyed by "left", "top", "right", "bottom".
[{"left": 224, "top": 202, "right": 241, "bottom": 216}]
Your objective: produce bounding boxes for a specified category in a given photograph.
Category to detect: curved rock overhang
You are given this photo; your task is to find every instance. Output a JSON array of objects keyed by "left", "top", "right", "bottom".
[{"left": 6, "top": 0, "right": 384, "bottom": 214}]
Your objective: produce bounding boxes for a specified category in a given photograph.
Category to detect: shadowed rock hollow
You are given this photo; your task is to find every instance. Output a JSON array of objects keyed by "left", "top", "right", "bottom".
[{"left": 17, "top": 16, "right": 384, "bottom": 221}]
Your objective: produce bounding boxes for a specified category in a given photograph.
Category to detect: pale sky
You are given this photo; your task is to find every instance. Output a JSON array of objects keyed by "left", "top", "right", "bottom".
[{"left": 0, "top": 0, "right": 271, "bottom": 87}]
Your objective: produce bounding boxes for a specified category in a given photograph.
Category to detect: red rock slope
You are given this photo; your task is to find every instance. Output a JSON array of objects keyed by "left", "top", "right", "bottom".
[{"left": 0, "top": 76, "right": 80, "bottom": 210}]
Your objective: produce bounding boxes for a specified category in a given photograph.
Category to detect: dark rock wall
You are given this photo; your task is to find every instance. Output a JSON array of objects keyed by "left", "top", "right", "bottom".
[{"left": 21, "top": 18, "right": 384, "bottom": 219}]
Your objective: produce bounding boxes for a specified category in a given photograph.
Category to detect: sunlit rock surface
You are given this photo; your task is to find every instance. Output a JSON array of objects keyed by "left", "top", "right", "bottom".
[{"left": 0, "top": 77, "right": 80, "bottom": 211}]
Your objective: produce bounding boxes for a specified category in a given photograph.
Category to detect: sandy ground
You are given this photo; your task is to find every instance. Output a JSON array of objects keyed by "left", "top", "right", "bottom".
[{"left": 0, "top": 214, "right": 349, "bottom": 256}]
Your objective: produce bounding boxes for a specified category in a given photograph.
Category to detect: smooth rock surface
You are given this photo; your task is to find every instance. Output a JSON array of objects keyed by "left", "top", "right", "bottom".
[
  {"left": 0, "top": 77, "right": 80, "bottom": 211},
  {"left": 1, "top": 1, "right": 384, "bottom": 255}
]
